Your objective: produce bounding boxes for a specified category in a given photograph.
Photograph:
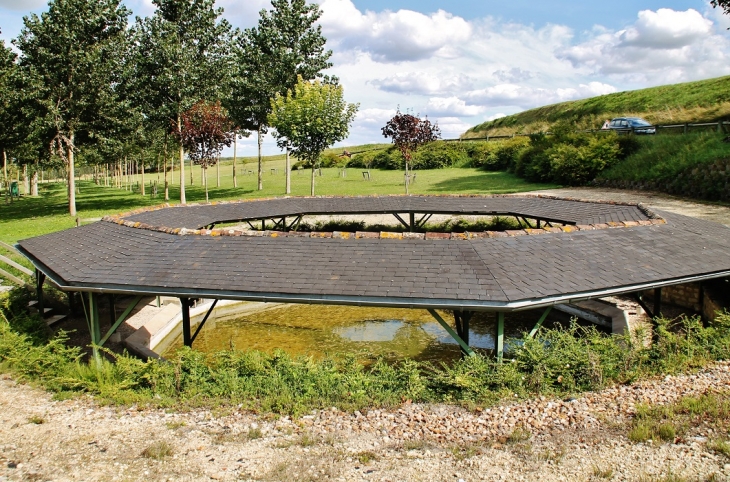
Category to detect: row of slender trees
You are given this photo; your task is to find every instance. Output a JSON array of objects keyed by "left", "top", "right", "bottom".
[{"left": 0, "top": 0, "right": 344, "bottom": 215}]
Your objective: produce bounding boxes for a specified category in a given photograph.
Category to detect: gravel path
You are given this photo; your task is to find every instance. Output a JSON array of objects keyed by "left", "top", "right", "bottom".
[
  {"left": 5, "top": 187, "right": 730, "bottom": 481},
  {"left": 0, "top": 363, "right": 728, "bottom": 481}
]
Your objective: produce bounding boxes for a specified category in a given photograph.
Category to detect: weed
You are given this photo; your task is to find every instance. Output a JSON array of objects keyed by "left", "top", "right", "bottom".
[
  {"left": 297, "top": 432, "right": 317, "bottom": 447},
  {"left": 628, "top": 391, "right": 730, "bottom": 445},
  {"left": 450, "top": 442, "right": 483, "bottom": 460},
  {"left": 357, "top": 451, "right": 378, "bottom": 464},
  {"left": 536, "top": 445, "right": 566, "bottom": 463},
  {"left": 708, "top": 439, "right": 730, "bottom": 458},
  {"left": 592, "top": 465, "right": 614, "bottom": 479},
  {"left": 141, "top": 441, "right": 174, "bottom": 459},
  {"left": 248, "top": 427, "right": 263, "bottom": 440},
  {"left": 165, "top": 420, "right": 186, "bottom": 430},
  {"left": 506, "top": 427, "right": 531, "bottom": 444},
  {"left": 27, "top": 415, "right": 44, "bottom": 425},
  {"left": 402, "top": 439, "right": 430, "bottom": 451}
]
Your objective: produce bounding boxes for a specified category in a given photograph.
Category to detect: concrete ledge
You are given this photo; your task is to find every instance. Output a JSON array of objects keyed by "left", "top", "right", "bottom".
[{"left": 124, "top": 300, "right": 285, "bottom": 358}]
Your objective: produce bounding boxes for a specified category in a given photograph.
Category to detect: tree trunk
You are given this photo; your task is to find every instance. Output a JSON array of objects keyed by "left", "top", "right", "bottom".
[
  {"left": 22, "top": 164, "right": 29, "bottom": 195},
  {"left": 31, "top": 166, "right": 38, "bottom": 196},
  {"left": 204, "top": 165, "right": 209, "bottom": 203},
  {"left": 285, "top": 147, "right": 291, "bottom": 195},
  {"left": 216, "top": 155, "right": 220, "bottom": 188},
  {"left": 190, "top": 158, "right": 194, "bottom": 185},
  {"left": 141, "top": 157, "right": 146, "bottom": 196},
  {"left": 178, "top": 114, "right": 187, "bottom": 204},
  {"left": 404, "top": 159, "right": 409, "bottom": 195},
  {"left": 232, "top": 132, "right": 237, "bottom": 188},
  {"left": 257, "top": 128, "right": 263, "bottom": 191},
  {"left": 68, "top": 132, "right": 77, "bottom": 216},
  {"left": 2, "top": 150, "right": 6, "bottom": 204},
  {"left": 310, "top": 164, "right": 315, "bottom": 196},
  {"left": 162, "top": 134, "right": 169, "bottom": 201}
]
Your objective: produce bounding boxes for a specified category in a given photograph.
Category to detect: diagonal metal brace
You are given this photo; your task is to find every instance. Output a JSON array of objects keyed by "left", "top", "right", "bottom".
[
  {"left": 528, "top": 306, "right": 552, "bottom": 339},
  {"left": 99, "top": 295, "right": 143, "bottom": 346},
  {"left": 427, "top": 309, "right": 475, "bottom": 357},
  {"left": 191, "top": 299, "right": 218, "bottom": 344},
  {"left": 392, "top": 213, "right": 410, "bottom": 230}
]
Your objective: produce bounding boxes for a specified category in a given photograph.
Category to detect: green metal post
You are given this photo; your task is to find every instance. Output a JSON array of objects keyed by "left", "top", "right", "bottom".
[
  {"left": 427, "top": 309, "right": 475, "bottom": 357},
  {"left": 88, "top": 293, "right": 101, "bottom": 366},
  {"left": 496, "top": 312, "right": 505, "bottom": 363},
  {"left": 528, "top": 306, "right": 552, "bottom": 339}
]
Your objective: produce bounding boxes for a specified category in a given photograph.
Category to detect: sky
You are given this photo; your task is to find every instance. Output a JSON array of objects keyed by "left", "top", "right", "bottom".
[{"left": 1, "top": 0, "right": 730, "bottom": 157}]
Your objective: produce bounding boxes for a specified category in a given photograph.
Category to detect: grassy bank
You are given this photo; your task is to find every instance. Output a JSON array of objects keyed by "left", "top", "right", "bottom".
[
  {"left": 2, "top": 289, "right": 729, "bottom": 416},
  {"left": 465, "top": 75, "right": 730, "bottom": 138}
]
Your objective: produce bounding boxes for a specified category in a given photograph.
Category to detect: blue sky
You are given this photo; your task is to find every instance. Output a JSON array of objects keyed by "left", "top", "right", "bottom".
[{"left": 2, "top": 0, "right": 729, "bottom": 156}]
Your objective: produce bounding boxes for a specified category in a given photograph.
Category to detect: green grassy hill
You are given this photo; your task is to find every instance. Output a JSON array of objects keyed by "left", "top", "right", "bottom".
[{"left": 464, "top": 76, "right": 730, "bottom": 138}]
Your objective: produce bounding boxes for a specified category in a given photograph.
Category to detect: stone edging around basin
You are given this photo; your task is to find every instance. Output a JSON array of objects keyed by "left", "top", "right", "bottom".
[
  {"left": 124, "top": 300, "right": 285, "bottom": 360},
  {"left": 101, "top": 194, "right": 665, "bottom": 240}
]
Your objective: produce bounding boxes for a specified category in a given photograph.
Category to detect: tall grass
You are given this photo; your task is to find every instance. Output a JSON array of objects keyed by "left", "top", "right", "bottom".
[
  {"left": 2, "top": 289, "right": 730, "bottom": 415},
  {"left": 597, "top": 132, "right": 730, "bottom": 182}
]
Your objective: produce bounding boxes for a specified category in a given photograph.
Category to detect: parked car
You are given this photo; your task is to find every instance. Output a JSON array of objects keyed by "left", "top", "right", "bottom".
[{"left": 606, "top": 117, "right": 656, "bottom": 134}]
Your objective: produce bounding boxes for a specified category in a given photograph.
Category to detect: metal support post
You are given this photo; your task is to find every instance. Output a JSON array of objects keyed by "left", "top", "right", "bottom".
[
  {"left": 191, "top": 299, "right": 218, "bottom": 345},
  {"left": 496, "top": 312, "right": 505, "bottom": 363},
  {"left": 99, "top": 295, "right": 143, "bottom": 346},
  {"left": 409, "top": 213, "right": 415, "bottom": 233},
  {"left": 35, "top": 269, "right": 45, "bottom": 318},
  {"left": 107, "top": 294, "right": 116, "bottom": 326},
  {"left": 87, "top": 292, "right": 101, "bottom": 365},
  {"left": 180, "top": 297, "right": 192, "bottom": 347},
  {"left": 653, "top": 288, "right": 662, "bottom": 318},
  {"left": 453, "top": 311, "right": 473, "bottom": 351},
  {"left": 67, "top": 292, "right": 77, "bottom": 315},
  {"left": 528, "top": 306, "right": 552, "bottom": 339},
  {"left": 427, "top": 309, "right": 475, "bottom": 357}
]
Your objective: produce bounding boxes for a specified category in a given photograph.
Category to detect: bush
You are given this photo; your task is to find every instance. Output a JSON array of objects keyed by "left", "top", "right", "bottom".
[
  {"left": 411, "top": 141, "right": 471, "bottom": 169},
  {"left": 467, "top": 137, "right": 531, "bottom": 171}
]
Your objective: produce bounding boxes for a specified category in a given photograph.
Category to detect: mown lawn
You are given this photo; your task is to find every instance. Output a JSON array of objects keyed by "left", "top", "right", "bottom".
[{"left": 0, "top": 161, "right": 557, "bottom": 243}]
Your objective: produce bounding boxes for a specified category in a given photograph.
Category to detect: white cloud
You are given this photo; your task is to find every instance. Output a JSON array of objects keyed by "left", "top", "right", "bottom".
[
  {"left": 430, "top": 117, "right": 472, "bottom": 139},
  {"left": 560, "top": 9, "right": 730, "bottom": 82},
  {"left": 462, "top": 82, "right": 617, "bottom": 109},
  {"left": 424, "top": 96, "right": 485, "bottom": 116},
  {"left": 319, "top": 0, "right": 471, "bottom": 62},
  {"left": 369, "top": 72, "right": 474, "bottom": 95},
  {"left": 618, "top": 9, "right": 712, "bottom": 49},
  {"left": 0, "top": 0, "right": 46, "bottom": 10}
]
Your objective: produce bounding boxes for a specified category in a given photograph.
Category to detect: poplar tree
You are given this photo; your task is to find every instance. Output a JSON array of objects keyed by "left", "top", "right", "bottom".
[
  {"left": 14, "top": 0, "right": 130, "bottom": 216},
  {"left": 131, "top": 0, "right": 232, "bottom": 205},
  {"left": 269, "top": 77, "right": 358, "bottom": 196},
  {"left": 228, "top": 0, "right": 333, "bottom": 192}
]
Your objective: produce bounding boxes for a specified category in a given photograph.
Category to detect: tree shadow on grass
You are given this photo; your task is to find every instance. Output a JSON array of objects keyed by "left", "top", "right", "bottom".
[
  {"left": 0, "top": 181, "right": 256, "bottom": 222},
  {"left": 427, "top": 172, "right": 557, "bottom": 194}
]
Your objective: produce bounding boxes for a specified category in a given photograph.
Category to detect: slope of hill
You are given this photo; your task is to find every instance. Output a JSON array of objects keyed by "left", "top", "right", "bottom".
[{"left": 464, "top": 76, "right": 730, "bottom": 138}]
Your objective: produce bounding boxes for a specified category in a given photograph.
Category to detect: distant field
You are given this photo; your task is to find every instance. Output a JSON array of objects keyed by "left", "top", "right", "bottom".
[{"left": 465, "top": 75, "right": 730, "bottom": 138}]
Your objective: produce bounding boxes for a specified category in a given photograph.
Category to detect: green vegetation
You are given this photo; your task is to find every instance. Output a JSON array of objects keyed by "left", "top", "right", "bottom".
[
  {"left": 628, "top": 391, "right": 730, "bottom": 444},
  {"left": 2, "top": 287, "right": 730, "bottom": 416},
  {"left": 141, "top": 441, "right": 174, "bottom": 459},
  {"left": 596, "top": 132, "right": 730, "bottom": 201},
  {"left": 465, "top": 76, "right": 730, "bottom": 138}
]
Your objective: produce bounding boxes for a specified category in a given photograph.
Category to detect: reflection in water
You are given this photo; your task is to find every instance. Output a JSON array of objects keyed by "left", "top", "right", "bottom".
[{"left": 163, "top": 304, "right": 567, "bottom": 364}]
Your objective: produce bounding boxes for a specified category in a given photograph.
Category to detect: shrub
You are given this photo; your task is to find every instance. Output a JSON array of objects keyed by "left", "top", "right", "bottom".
[{"left": 411, "top": 141, "right": 470, "bottom": 169}]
